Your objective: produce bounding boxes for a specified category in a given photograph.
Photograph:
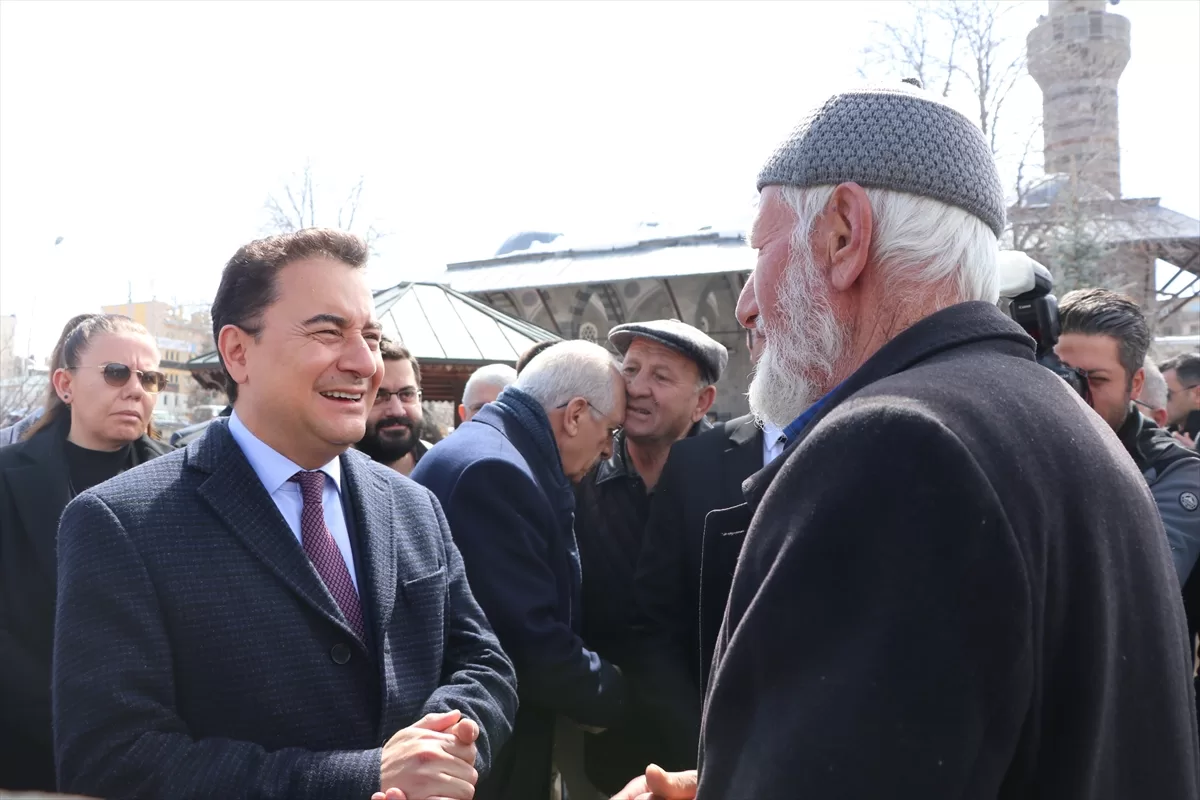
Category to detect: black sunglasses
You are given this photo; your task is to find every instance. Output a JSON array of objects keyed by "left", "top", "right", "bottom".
[{"left": 70, "top": 363, "right": 167, "bottom": 393}]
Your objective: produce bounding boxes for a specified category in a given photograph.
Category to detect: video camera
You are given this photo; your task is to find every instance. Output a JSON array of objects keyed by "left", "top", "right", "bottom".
[{"left": 997, "top": 251, "right": 1091, "bottom": 403}]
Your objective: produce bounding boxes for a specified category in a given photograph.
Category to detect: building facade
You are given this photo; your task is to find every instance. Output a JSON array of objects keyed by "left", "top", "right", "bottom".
[{"left": 442, "top": 226, "right": 756, "bottom": 420}]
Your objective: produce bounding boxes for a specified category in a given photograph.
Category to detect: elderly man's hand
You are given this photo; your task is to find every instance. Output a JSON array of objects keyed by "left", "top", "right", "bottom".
[
  {"left": 376, "top": 709, "right": 479, "bottom": 800},
  {"left": 611, "top": 763, "right": 698, "bottom": 800}
]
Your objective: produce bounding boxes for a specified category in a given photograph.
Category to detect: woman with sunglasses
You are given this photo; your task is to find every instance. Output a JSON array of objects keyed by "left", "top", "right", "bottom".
[{"left": 0, "top": 313, "right": 172, "bottom": 791}]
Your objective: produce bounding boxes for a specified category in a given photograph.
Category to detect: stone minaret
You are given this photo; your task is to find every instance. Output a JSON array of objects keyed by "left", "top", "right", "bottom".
[{"left": 1027, "top": 0, "right": 1131, "bottom": 197}]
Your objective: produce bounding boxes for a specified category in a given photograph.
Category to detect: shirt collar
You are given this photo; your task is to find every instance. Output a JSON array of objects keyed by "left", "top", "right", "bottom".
[
  {"left": 761, "top": 420, "right": 786, "bottom": 447},
  {"left": 228, "top": 410, "right": 342, "bottom": 495},
  {"left": 780, "top": 382, "right": 844, "bottom": 444}
]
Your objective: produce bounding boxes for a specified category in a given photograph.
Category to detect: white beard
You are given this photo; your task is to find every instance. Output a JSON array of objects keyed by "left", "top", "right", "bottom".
[{"left": 748, "top": 242, "right": 847, "bottom": 429}]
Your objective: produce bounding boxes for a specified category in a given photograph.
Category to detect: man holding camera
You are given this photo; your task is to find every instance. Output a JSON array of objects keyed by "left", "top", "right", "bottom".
[{"left": 1055, "top": 288, "right": 1200, "bottom": 585}]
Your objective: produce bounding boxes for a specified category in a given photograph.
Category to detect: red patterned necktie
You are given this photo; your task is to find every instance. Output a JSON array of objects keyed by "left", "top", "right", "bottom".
[{"left": 289, "top": 471, "right": 365, "bottom": 641}]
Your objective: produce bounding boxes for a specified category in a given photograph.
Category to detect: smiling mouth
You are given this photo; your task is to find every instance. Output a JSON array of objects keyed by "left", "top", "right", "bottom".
[{"left": 320, "top": 391, "right": 365, "bottom": 403}]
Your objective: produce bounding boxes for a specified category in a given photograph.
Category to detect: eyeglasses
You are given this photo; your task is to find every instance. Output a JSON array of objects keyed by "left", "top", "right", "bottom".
[
  {"left": 69, "top": 363, "right": 166, "bottom": 393},
  {"left": 1167, "top": 384, "right": 1200, "bottom": 401},
  {"left": 1134, "top": 398, "right": 1159, "bottom": 413},
  {"left": 376, "top": 387, "right": 422, "bottom": 404},
  {"left": 557, "top": 400, "right": 622, "bottom": 437}
]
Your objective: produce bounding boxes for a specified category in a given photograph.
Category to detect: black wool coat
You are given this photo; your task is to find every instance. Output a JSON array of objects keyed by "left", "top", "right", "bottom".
[
  {"left": 0, "top": 419, "right": 171, "bottom": 791},
  {"left": 697, "top": 302, "right": 1200, "bottom": 800}
]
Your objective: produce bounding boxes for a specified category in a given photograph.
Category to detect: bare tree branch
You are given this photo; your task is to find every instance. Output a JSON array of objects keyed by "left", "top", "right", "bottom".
[{"left": 261, "top": 162, "right": 390, "bottom": 256}]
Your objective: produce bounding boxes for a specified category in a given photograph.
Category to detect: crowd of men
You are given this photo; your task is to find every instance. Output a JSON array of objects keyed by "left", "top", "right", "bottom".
[{"left": 1, "top": 80, "right": 1199, "bottom": 800}]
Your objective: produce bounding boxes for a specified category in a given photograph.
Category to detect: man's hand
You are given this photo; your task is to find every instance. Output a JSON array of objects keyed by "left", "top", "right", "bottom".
[
  {"left": 1173, "top": 431, "right": 1196, "bottom": 449},
  {"left": 611, "top": 763, "right": 698, "bottom": 800},
  {"left": 377, "top": 710, "right": 479, "bottom": 800}
]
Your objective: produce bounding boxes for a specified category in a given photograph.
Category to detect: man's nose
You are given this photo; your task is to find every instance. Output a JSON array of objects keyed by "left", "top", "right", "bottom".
[
  {"left": 625, "top": 371, "right": 651, "bottom": 397},
  {"left": 736, "top": 273, "right": 759, "bottom": 331},
  {"left": 341, "top": 336, "right": 380, "bottom": 378}
]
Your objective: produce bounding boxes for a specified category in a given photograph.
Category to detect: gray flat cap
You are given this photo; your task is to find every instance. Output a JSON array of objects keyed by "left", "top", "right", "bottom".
[
  {"left": 757, "top": 82, "right": 1006, "bottom": 236},
  {"left": 608, "top": 319, "right": 728, "bottom": 384}
]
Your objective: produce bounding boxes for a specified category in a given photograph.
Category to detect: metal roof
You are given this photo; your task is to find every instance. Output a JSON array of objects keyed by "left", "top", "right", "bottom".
[
  {"left": 373, "top": 282, "right": 558, "bottom": 362},
  {"left": 441, "top": 230, "right": 753, "bottom": 294},
  {"left": 185, "top": 281, "right": 558, "bottom": 369}
]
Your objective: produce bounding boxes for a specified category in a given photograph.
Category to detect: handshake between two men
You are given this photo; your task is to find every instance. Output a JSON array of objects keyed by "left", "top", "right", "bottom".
[{"left": 369, "top": 709, "right": 696, "bottom": 800}]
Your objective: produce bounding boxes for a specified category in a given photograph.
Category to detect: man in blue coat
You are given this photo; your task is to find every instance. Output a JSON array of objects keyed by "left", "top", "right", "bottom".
[{"left": 412, "top": 340, "right": 628, "bottom": 800}]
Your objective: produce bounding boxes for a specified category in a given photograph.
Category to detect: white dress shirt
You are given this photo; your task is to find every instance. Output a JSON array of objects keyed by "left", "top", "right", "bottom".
[
  {"left": 762, "top": 421, "right": 787, "bottom": 466},
  {"left": 228, "top": 411, "right": 359, "bottom": 591}
]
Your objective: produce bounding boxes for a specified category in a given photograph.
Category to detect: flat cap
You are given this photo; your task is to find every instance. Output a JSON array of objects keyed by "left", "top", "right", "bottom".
[
  {"left": 757, "top": 81, "right": 1006, "bottom": 236},
  {"left": 608, "top": 319, "right": 728, "bottom": 384}
]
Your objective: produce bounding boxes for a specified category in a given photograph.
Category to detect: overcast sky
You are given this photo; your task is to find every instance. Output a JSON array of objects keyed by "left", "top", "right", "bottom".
[{"left": 1, "top": 0, "right": 1197, "bottom": 360}]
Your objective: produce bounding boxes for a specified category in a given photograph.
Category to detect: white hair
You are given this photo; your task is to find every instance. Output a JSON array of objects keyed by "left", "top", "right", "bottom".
[
  {"left": 514, "top": 340, "right": 621, "bottom": 415},
  {"left": 1139, "top": 355, "right": 1167, "bottom": 411},
  {"left": 462, "top": 363, "right": 518, "bottom": 406},
  {"left": 780, "top": 184, "right": 999, "bottom": 305}
]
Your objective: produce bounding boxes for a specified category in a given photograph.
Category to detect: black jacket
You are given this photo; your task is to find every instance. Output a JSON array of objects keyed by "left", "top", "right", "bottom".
[
  {"left": 625, "top": 415, "right": 765, "bottom": 774},
  {"left": 572, "top": 419, "right": 711, "bottom": 791},
  {"left": 697, "top": 302, "right": 1200, "bottom": 799},
  {"left": 0, "top": 417, "right": 171, "bottom": 790},
  {"left": 1116, "top": 406, "right": 1200, "bottom": 583},
  {"left": 412, "top": 391, "right": 626, "bottom": 800}
]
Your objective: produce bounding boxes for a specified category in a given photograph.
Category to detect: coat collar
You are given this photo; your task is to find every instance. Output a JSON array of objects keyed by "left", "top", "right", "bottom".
[
  {"left": 742, "top": 301, "right": 1034, "bottom": 510},
  {"left": 188, "top": 418, "right": 397, "bottom": 647},
  {"left": 596, "top": 417, "right": 715, "bottom": 485}
]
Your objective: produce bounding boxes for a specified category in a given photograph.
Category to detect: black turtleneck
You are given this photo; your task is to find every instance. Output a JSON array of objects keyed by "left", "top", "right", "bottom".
[{"left": 64, "top": 439, "right": 134, "bottom": 495}]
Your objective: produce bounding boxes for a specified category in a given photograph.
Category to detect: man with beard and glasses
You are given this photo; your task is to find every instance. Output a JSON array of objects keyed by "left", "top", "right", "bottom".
[
  {"left": 357, "top": 340, "right": 432, "bottom": 476},
  {"left": 1161, "top": 353, "right": 1200, "bottom": 448},
  {"left": 411, "top": 341, "right": 627, "bottom": 800},
  {"left": 612, "top": 81, "right": 1199, "bottom": 800},
  {"left": 571, "top": 319, "right": 726, "bottom": 793}
]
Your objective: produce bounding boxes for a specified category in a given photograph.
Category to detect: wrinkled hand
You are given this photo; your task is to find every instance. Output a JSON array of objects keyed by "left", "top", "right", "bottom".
[
  {"left": 376, "top": 710, "right": 479, "bottom": 800},
  {"left": 611, "top": 763, "right": 698, "bottom": 800}
]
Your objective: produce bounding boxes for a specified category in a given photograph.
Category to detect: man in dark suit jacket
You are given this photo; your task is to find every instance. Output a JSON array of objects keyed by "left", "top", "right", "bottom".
[
  {"left": 627, "top": 412, "right": 781, "bottom": 769},
  {"left": 53, "top": 229, "right": 518, "bottom": 800},
  {"left": 413, "top": 341, "right": 628, "bottom": 799},
  {"left": 691, "top": 83, "right": 1200, "bottom": 798}
]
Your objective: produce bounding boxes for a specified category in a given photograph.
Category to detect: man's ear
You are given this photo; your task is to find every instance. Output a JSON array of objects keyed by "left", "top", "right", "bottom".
[
  {"left": 561, "top": 397, "right": 589, "bottom": 436},
  {"left": 218, "top": 324, "right": 252, "bottom": 390},
  {"left": 691, "top": 384, "right": 717, "bottom": 423},
  {"left": 457, "top": 404, "right": 467, "bottom": 422},
  {"left": 1131, "top": 367, "right": 1145, "bottom": 401},
  {"left": 823, "top": 182, "right": 873, "bottom": 293}
]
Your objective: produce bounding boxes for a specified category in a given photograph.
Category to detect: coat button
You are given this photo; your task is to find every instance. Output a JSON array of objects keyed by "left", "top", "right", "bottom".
[{"left": 330, "top": 643, "right": 352, "bottom": 665}]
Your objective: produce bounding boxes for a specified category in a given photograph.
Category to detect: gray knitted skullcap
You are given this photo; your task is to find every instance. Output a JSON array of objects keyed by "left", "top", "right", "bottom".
[{"left": 756, "top": 81, "right": 1006, "bottom": 236}]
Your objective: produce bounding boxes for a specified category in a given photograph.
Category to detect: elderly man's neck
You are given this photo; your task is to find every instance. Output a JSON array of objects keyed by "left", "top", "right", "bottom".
[
  {"left": 627, "top": 431, "right": 687, "bottom": 491},
  {"left": 833, "top": 286, "right": 962, "bottom": 387}
]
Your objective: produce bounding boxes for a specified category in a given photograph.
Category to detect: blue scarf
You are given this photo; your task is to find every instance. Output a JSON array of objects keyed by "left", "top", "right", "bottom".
[{"left": 490, "top": 386, "right": 571, "bottom": 496}]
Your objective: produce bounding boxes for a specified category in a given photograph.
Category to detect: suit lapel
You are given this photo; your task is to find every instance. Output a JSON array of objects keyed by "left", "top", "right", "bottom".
[
  {"left": 6, "top": 432, "right": 72, "bottom": 582},
  {"left": 341, "top": 453, "right": 397, "bottom": 639},
  {"left": 722, "top": 417, "right": 764, "bottom": 505},
  {"left": 698, "top": 502, "right": 753, "bottom": 690},
  {"left": 191, "top": 421, "right": 353, "bottom": 638}
]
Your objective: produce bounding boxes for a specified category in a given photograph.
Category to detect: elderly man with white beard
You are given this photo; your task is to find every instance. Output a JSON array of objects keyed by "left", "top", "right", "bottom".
[{"left": 613, "top": 81, "right": 1199, "bottom": 800}]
